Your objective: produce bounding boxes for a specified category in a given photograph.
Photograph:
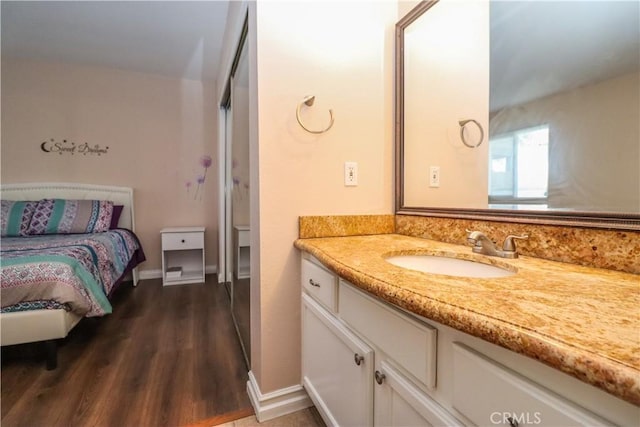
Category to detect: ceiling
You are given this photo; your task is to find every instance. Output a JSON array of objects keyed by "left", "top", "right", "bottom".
[
  {"left": 3, "top": 0, "right": 638, "bottom": 98},
  {"left": 1, "top": 1, "right": 230, "bottom": 81},
  {"left": 490, "top": 1, "right": 640, "bottom": 111}
]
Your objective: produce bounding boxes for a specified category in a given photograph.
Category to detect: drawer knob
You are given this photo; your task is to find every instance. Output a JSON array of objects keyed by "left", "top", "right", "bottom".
[
  {"left": 374, "top": 370, "right": 386, "bottom": 385},
  {"left": 309, "top": 279, "right": 321, "bottom": 288},
  {"left": 354, "top": 353, "right": 364, "bottom": 366},
  {"left": 181, "top": 239, "right": 185, "bottom": 243}
]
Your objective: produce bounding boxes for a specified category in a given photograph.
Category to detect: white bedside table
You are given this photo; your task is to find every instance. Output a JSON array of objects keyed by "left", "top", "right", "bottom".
[
  {"left": 233, "top": 225, "right": 250, "bottom": 279},
  {"left": 160, "top": 226, "right": 205, "bottom": 286}
]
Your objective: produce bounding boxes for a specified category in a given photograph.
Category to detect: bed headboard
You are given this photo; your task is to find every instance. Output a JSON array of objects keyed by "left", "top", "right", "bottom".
[{"left": 0, "top": 182, "right": 136, "bottom": 231}]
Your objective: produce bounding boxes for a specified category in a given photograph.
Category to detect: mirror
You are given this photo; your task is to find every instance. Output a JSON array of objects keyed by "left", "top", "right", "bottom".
[{"left": 396, "top": 0, "right": 640, "bottom": 229}]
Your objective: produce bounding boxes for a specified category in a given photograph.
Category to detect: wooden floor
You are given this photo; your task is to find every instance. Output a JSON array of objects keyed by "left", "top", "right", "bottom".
[{"left": 1, "top": 276, "right": 253, "bottom": 427}]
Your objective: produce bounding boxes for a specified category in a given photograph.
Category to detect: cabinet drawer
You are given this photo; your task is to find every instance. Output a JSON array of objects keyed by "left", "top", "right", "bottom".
[
  {"left": 237, "top": 230, "right": 250, "bottom": 247},
  {"left": 302, "top": 258, "right": 337, "bottom": 312},
  {"left": 452, "top": 343, "right": 612, "bottom": 427},
  {"left": 339, "top": 280, "right": 437, "bottom": 390},
  {"left": 162, "top": 232, "right": 204, "bottom": 251}
]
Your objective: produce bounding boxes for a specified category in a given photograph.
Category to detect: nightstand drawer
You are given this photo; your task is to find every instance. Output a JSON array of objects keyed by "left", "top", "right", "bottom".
[
  {"left": 237, "top": 228, "right": 250, "bottom": 247},
  {"left": 162, "top": 232, "right": 204, "bottom": 251}
]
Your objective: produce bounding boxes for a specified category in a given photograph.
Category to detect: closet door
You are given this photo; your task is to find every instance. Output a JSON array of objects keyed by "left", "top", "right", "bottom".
[
  {"left": 229, "top": 31, "right": 251, "bottom": 368},
  {"left": 219, "top": 15, "right": 251, "bottom": 368}
]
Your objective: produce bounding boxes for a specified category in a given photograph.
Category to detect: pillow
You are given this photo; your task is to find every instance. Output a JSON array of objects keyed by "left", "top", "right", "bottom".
[
  {"left": 110, "top": 205, "right": 124, "bottom": 229},
  {"left": 1, "top": 200, "right": 38, "bottom": 237},
  {"left": 27, "top": 199, "right": 114, "bottom": 235}
]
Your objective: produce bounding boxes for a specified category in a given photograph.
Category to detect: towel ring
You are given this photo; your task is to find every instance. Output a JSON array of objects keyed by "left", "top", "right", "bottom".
[
  {"left": 458, "top": 119, "right": 484, "bottom": 148},
  {"left": 296, "top": 95, "right": 334, "bottom": 134}
]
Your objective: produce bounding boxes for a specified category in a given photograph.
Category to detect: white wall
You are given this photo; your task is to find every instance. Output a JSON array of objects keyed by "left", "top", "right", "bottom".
[
  {"left": 249, "top": 1, "right": 397, "bottom": 393},
  {"left": 402, "top": 0, "right": 489, "bottom": 208},
  {"left": 1, "top": 59, "right": 218, "bottom": 272}
]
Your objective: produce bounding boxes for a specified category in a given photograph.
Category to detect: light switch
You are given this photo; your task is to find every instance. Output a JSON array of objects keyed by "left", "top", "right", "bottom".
[
  {"left": 345, "top": 162, "right": 358, "bottom": 186},
  {"left": 429, "top": 166, "right": 440, "bottom": 188}
]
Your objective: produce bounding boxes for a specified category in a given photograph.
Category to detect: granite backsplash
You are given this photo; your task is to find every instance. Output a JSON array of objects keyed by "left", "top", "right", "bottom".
[{"left": 298, "top": 214, "right": 639, "bottom": 274}]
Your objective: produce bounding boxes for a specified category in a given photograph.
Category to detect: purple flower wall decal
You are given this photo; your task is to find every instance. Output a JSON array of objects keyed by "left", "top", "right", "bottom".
[
  {"left": 199, "top": 155, "right": 212, "bottom": 184},
  {"left": 194, "top": 175, "right": 206, "bottom": 200},
  {"left": 200, "top": 155, "right": 212, "bottom": 169},
  {"left": 188, "top": 154, "right": 213, "bottom": 201}
]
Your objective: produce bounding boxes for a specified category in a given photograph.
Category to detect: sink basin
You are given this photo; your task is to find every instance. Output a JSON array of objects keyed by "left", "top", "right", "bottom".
[{"left": 385, "top": 254, "right": 515, "bottom": 278}]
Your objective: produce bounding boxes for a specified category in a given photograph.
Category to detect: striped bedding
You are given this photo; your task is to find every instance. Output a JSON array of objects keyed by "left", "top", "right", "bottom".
[{"left": 0, "top": 229, "right": 144, "bottom": 317}]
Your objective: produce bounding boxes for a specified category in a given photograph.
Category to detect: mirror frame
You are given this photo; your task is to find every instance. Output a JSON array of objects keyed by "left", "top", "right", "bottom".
[{"left": 395, "top": 0, "right": 640, "bottom": 231}]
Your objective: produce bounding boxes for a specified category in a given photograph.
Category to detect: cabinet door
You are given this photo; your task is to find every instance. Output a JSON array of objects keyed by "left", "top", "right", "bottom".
[
  {"left": 452, "top": 343, "right": 612, "bottom": 427},
  {"left": 375, "top": 360, "right": 464, "bottom": 427},
  {"left": 302, "top": 294, "right": 373, "bottom": 427}
]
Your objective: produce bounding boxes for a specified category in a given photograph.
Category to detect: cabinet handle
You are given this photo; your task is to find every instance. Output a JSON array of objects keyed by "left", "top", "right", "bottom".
[
  {"left": 507, "top": 417, "right": 519, "bottom": 427},
  {"left": 309, "top": 279, "right": 321, "bottom": 288},
  {"left": 354, "top": 353, "right": 364, "bottom": 366},
  {"left": 374, "top": 370, "right": 386, "bottom": 385}
]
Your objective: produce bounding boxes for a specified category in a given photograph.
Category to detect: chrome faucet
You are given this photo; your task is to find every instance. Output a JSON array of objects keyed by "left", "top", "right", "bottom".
[{"left": 466, "top": 230, "right": 528, "bottom": 259}]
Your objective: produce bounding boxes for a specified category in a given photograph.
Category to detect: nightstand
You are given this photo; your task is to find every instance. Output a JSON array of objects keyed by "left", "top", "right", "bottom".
[
  {"left": 233, "top": 225, "right": 250, "bottom": 279},
  {"left": 160, "top": 227, "right": 205, "bottom": 286}
]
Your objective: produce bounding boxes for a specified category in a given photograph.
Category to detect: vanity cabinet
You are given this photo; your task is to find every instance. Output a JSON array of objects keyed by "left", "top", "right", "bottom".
[
  {"left": 374, "top": 359, "right": 463, "bottom": 427},
  {"left": 301, "top": 255, "right": 457, "bottom": 426},
  {"left": 300, "top": 253, "right": 638, "bottom": 427},
  {"left": 451, "top": 343, "right": 610, "bottom": 426},
  {"left": 302, "top": 256, "right": 372, "bottom": 426},
  {"left": 340, "top": 277, "right": 461, "bottom": 427},
  {"left": 338, "top": 279, "right": 437, "bottom": 390},
  {"left": 302, "top": 294, "right": 373, "bottom": 426}
]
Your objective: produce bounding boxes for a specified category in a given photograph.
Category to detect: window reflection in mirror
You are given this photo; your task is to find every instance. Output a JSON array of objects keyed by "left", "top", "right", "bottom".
[{"left": 488, "top": 125, "right": 549, "bottom": 209}]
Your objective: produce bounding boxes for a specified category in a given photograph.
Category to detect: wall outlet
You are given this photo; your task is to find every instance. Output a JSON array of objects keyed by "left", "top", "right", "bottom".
[
  {"left": 429, "top": 166, "right": 440, "bottom": 188},
  {"left": 345, "top": 161, "right": 358, "bottom": 186}
]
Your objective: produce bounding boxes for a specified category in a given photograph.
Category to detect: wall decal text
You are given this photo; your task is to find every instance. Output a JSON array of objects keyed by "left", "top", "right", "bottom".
[{"left": 40, "top": 138, "right": 110, "bottom": 156}]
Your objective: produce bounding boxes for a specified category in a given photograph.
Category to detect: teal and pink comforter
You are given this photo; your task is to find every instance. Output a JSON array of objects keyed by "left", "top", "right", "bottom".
[{"left": 0, "top": 229, "right": 145, "bottom": 317}]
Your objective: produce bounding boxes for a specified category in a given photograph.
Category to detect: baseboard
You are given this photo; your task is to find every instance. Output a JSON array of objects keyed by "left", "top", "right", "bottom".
[
  {"left": 246, "top": 371, "right": 313, "bottom": 422},
  {"left": 139, "top": 269, "right": 162, "bottom": 280},
  {"left": 138, "top": 265, "right": 217, "bottom": 281},
  {"left": 182, "top": 407, "right": 255, "bottom": 427}
]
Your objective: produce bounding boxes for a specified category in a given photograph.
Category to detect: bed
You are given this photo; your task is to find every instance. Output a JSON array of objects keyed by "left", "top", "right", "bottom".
[{"left": 0, "top": 182, "right": 145, "bottom": 369}]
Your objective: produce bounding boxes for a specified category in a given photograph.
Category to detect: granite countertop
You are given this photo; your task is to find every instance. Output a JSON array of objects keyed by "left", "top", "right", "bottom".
[{"left": 294, "top": 233, "right": 640, "bottom": 406}]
